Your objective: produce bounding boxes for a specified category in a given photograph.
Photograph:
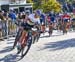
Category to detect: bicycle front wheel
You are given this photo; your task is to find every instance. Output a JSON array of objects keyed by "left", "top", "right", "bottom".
[{"left": 21, "top": 35, "right": 32, "bottom": 58}]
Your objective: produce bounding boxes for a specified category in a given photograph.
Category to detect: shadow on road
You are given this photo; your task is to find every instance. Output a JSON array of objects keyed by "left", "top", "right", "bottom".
[
  {"left": 7, "top": 42, "right": 14, "bottom": 44},
  {"left": 0, "top": 45, "right": 21, "bottom": 62},
  {"left": 0, "top": 38, "right": 22, "bottom": 62},
  {"left": 0, "top": 46, "right": 13, "bottom": 54},
  {"left": 0, "top": 54, "right": 20, "bottom": 62},
  {"left": 39, "top": 38, "right": 75, "bottom": 51}
]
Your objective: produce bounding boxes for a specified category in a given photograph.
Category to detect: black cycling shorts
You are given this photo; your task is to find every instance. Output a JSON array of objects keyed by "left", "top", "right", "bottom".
[{"left": 21, "top": 22, "right": 34, "bottom": 30}]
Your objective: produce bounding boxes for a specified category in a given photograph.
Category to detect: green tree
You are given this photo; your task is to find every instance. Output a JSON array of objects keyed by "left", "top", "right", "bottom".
[
  {"left": 27, "top": 0, "right": 61, "bottom": 13},
  {"left": 27, "top": 0, "right": 33, "bottom": 3},
  {"left": 41, "top": 0, "right": 61, "bottom": 13}
]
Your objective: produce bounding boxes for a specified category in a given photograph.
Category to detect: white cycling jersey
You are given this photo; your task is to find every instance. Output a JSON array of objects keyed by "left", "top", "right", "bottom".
[{"left": 28, "top": 14, "right": 40, "bottom": 25}]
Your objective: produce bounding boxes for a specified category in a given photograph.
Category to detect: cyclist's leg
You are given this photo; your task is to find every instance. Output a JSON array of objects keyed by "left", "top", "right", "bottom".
[
  {"left": 12, "top": 28, "right": 22, "bottom": 49},
  {"left": 17, "top": 30, "right": 27, "bottom": 54},
  {"left": 49, "top": 23, "right": 53, "bottom": 36}
]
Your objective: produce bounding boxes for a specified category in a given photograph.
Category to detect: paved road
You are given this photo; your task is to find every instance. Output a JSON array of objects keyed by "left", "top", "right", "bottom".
[{"left": 0, "top": 31, "right": 75, "bottom": 62}]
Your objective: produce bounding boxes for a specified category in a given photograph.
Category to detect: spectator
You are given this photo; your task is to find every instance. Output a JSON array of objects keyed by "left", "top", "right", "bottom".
[
  {"left": 8, "top": 9, "right": 17, "bottom": 35},
  {"left": 0, "top": 10, "right": 4, "bottom": 40},
  {"left": 2, "top": 11, "right": 8, "bottom": 37},
  {"left": 0, "top": 19, "right": 2, "bottom": 40}
]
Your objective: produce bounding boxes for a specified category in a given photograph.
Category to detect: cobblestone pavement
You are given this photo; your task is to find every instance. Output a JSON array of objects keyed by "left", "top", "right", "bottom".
[{"left": 0, "top": 31, "right": 75, "bottom": 62}]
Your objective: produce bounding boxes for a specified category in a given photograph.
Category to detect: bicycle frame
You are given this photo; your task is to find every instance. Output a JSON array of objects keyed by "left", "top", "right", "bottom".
[
  {"left": 17, "top": 28, "right": 32, "bottom": 58},
  {"left": 19, "top": 30, "right": 28, "bottom": 48}
]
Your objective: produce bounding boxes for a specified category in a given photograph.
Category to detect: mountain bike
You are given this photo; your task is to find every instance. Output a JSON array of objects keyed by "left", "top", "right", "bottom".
[{"left": 17, "top": 29, "right": 32, "bottom": 58}]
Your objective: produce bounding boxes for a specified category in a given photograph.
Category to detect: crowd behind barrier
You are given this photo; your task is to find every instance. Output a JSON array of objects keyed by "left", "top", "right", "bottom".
[
  {"left": 0, "top": 9, "right": 75, "bottom": 40},
  {"left": 0, "top": 19, "right": 17, "bottom": 40},
  {"left": 0, "top": 18, "right": 73, "bottom": 40}
]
